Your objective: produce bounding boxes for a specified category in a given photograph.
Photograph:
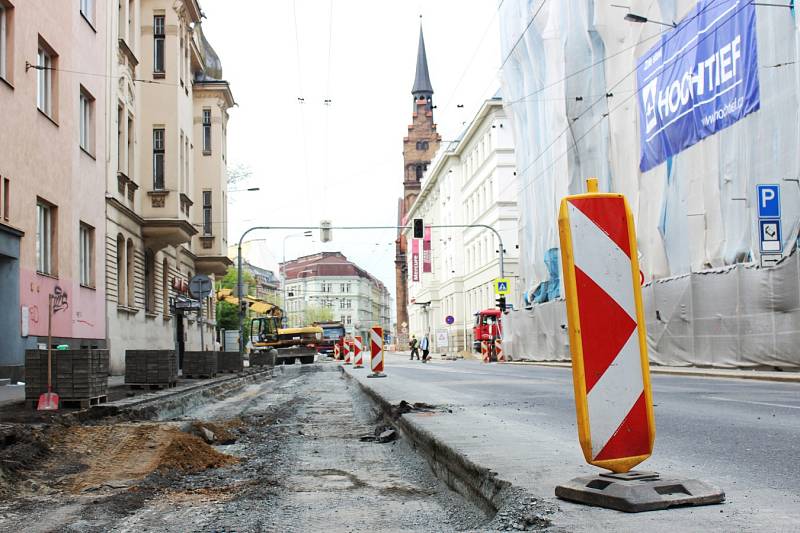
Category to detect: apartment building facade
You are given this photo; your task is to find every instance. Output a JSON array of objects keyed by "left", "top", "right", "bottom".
[
  {"left": 282, "top": 252, "right": 392, "bottom": 340},
  {"left": 0, "top": 0, "right": 108, "bottom": 380},
  {"left": 104, "top": 0, "right": 233, "bottom": 373},
  {"left": 403, "top": 97, "right": 518, "bottom": 353}
]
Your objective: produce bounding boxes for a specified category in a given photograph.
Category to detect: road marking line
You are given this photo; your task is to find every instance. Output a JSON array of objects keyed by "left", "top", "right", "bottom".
[{"left": 704, "top": 396, "right": 800, "bottom": 410}]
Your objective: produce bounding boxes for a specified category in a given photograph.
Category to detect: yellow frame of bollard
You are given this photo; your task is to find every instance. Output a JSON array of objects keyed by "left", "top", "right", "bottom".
[{"left": 557, "top": 178, "right": 656, "bottom": 473}]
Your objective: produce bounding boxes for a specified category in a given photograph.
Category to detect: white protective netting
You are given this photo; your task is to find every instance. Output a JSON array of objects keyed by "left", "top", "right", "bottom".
[{"left": 499, "top": 0, "right": 800, "bottom": 367}]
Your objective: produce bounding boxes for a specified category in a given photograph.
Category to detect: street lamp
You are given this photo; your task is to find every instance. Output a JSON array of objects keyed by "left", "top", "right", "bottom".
[
  {"left": 282, "top": 232, "right": 313, "bottom": 326},
  {"left": 624, "top": 12, "right": 676, "bottom": 27}
]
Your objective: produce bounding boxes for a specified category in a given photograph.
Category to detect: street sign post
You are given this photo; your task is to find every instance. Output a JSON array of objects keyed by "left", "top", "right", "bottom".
[
  {"left": 189, "top": 275, "right": 213, "bottom": 300},
  {"left": 759, "top": 219, "right": 782, "bottom": 253},
  {"left": 367, "top": 326, "right": 386, "bottom": 378},
  {"left": 555, "top": 178, "right": 723, "bottom": 511},
  {"left": 493, "top": 278, "right": 510, "bottom": 295},
  {"left": 756, "top": 184, "right": 780, "bottom": 218}
]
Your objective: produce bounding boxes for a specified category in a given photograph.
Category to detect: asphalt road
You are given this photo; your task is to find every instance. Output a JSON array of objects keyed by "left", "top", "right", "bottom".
[{"left": 348, "top": 354, "right": 800, "bottom": 532}]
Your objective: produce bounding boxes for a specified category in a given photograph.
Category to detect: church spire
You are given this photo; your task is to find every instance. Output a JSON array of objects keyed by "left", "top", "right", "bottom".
[{"left": 412, "top": 25, "right": 433, "bottom": 110}]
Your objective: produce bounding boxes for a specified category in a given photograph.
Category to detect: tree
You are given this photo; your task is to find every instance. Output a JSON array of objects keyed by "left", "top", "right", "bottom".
[
  {"left": 215, "top": 266, "right": 256, "bottom": 341},
  {"left": 227, "top": 163, "right": 253, "bottom": 186},
  {"left": 216, "top": 301, "right": 240, "bottom": 331},
  {"left": 303, "top": 305, "right": 335, "bottom": 325},
  {"left": 217, "top": 266, "right": 255, "bottom": 293}
]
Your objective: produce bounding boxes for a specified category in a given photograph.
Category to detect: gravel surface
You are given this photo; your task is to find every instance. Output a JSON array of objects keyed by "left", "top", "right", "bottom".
[{"left": 0, "top": 363, "right": 496, "bottom": 532}]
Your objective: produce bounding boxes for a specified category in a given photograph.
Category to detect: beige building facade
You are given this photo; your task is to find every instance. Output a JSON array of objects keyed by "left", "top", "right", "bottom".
[
  {"left": 0, "top": 0, "right": 108, "bottom": 380},
  {"left": 104, "top": 0, "right": 233, "bottom": 373},
  {"left": 403, "top": 97, "right": 518, "bottom": 354}
]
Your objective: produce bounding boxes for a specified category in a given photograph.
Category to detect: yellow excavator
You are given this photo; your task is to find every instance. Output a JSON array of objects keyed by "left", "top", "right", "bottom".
[{"left": 248, "top": 302, "right": 322, "bottom": 365}]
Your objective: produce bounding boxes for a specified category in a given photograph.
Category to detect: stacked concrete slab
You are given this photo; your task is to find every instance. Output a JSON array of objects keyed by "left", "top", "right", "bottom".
[
  {"left": 25, "top": 349, "right": 109, "bottom": 407},
  {"left": 217, "top": 352, "right": 244, "bottom": 373},
  {"left": 125, "top": 350, "right": 178, "bottom": 386},
  {"left": 183, "top": 351, "right": 218, "bottom": 378}
]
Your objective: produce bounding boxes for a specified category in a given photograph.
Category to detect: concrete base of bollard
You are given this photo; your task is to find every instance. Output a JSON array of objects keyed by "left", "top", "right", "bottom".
[
  {"left": 366, "top": 372, "right": 387, "bottom": 378},
  {"left": 354, "top": 365, "right": 364, "bottom": 369},
  {"left": 555, "top": 470, "right": 725, "bottom": 513}
]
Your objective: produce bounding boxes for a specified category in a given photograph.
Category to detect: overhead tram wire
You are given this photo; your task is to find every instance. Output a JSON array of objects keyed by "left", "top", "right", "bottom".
[
  {"left": 505, "top": 0, "right": 725, "bottom": 108},
  {"left": 439, "top": 0, "right": 505, "bottom": 114},
  {"left": 323, "top": 0, "right": 334, "bottom": 213},
  {"left": 514, "top": 0, "right": 727, "bottom": 186},
  {"left": 25, "top": 63, "right": 181, "bottom": 87},
  {"left": 515, "top": 0, "right": 756, "bottom": 198},
  {"left": 292, "top": 0, "right": 313, "bottom": 214}
]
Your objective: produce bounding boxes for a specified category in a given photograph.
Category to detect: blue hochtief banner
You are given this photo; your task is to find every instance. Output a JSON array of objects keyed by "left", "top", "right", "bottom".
[{"left": 637, "top": 0, "right": 760, "bottom": 172}]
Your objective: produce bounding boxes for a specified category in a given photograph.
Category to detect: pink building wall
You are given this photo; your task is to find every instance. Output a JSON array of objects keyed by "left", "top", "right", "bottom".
[{"left": 0, "top": 1, "right": 107, "bottom": 345}]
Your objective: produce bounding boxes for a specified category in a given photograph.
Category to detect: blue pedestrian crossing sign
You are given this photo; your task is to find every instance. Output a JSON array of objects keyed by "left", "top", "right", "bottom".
[{"left": 494, "top": 278, "right": 510, "bottom": 295}]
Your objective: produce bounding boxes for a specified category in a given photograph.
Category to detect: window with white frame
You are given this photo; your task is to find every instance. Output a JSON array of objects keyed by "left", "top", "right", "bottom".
[
  {"left": 202, "top": 190, "right": 212, "bottom": 235},
  {"left": 153, "top": 128, "right": 165, "bottom": 189},
  {"left": 36, "top": 201, "right": 54, "bottom": 275},
  {"left": 80, "top": 0, "right": 94, "bottom": 24},
  {"left": 37, "top": 46, "right": 53, "bottom": 116},
  {"left": 153, "top": 15, "right": 165, "bottom": 74},
  {"left": 202, "top": 109, "right": 212, "bottom": 153},
  {"left": 79, "top": 88, "right": 94, "bottom": 153},
  {"left": 79, "top": 223, "right": 94, "bottom": 286}
]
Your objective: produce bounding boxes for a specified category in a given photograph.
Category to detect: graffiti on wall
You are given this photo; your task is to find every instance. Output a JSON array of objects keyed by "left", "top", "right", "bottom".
[{"left": 52, "top": 286, "right": 69, "bottom": 314}]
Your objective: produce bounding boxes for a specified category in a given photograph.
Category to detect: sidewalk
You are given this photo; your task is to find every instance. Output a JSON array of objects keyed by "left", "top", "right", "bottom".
[{"left": 507, "top": 360, "right": 800, "bottom": 383}]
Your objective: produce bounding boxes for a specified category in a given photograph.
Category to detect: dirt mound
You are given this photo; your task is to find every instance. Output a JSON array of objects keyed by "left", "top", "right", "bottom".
[
  {"left": 158, "top": 432, "right": 238, "bottom": 473},
  {"left": 39, "top": 423, "right": 238, "bottom": 493}
]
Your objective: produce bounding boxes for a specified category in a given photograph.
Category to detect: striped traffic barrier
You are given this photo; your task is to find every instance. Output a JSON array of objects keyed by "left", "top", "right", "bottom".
[
  {"left": 353, "top": 336, "right": 364, "bottom": 368},
  {"left": 343, "top": 339, "right": 352, "bottom": 365},
  {"left": 481, "top": 341, "right": 489, "bottom": 363},
  {"left": 367, "top": 326, "right": 386, "bottom": 378},
  {"left": 557, "top": 178, "right": 654, "bottom": 474},
  {"left": 334, "top": 343, "right": 340, "bottom": 360},
  {"left": 555, "top": 178, "right": 724, "bottom": 512},
  {"left": 494, "top": 338, "right": 505, "bottom": 362}
]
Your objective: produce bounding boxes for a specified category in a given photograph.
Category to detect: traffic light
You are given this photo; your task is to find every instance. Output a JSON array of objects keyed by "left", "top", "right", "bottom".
[
  {"left": 413, "top": 218, "right": 424, "bottom": 239},
  {"left": 495, "top": 295, "right": 506, "bottom": 312}
]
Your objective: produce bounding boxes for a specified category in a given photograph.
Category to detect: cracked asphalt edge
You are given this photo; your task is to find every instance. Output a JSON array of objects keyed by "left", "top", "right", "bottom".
[{"left": 339, "top": 366, "right": 562, "bottom": 532}]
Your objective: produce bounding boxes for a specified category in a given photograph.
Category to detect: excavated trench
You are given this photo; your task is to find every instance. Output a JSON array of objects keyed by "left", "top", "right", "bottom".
[{"left": 0, "top": 364, "right": 496, "bottom": 533}]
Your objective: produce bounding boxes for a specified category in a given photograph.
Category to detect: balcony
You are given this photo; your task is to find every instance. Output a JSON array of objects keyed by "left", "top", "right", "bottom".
[
  {"left": 141, "top": 217, "right": 197, "bottom": 250},
  {"left": 195, "top": 253, "right": 233, "bottom": 276}
]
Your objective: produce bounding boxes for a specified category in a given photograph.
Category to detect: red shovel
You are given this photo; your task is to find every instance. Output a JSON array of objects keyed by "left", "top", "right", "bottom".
[{"left": 37, "top": 294, "right": 59, "bottom": 411}]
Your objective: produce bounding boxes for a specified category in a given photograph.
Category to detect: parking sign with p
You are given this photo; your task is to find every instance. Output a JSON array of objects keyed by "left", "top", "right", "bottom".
[{"left": 757, "top": 184, "right": 780, "bottom": 218}]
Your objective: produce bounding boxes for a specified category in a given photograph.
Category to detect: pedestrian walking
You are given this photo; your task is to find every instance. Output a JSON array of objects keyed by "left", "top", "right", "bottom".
[
  {"left": 420, "top": 334, "right": 430, "bottom": 362},
  {"left": 409, "top": 335, "right": 420, "bottom": 360}
]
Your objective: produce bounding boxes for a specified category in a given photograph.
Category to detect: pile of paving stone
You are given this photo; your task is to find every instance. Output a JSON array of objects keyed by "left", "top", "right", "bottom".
[
  {"left": 24, "top": 349, "right": 109, "bottom": 405},
  {"left": 183, "top": 351, "right": 218, "bottom": 378},
  {"left": 125, "top": 350, "right": 178, "bottom": 386},
  {"left": 217, "top": 352, "right": 244, "bottom": 373}
]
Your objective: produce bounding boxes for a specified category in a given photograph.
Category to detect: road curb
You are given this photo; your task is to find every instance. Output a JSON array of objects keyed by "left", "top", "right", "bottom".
[
  {"left": 505, "top": 361, "right": 800, "bottom": 383},
  {"left": 340, "top": 365, "right": 511, "bottom": 515},
  {"left": 60, "top": 366, "right": 275, "bottom": 424}
]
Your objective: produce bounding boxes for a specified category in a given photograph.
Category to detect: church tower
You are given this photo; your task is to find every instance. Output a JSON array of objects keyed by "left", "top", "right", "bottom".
[{"left": 395, "top": 25, "right": 441, "bottom": 347}]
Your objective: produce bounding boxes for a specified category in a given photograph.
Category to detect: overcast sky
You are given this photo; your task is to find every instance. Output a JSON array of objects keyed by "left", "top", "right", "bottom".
[{"left": 200, "top": 0, "right": 501, "bottom": 299}]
